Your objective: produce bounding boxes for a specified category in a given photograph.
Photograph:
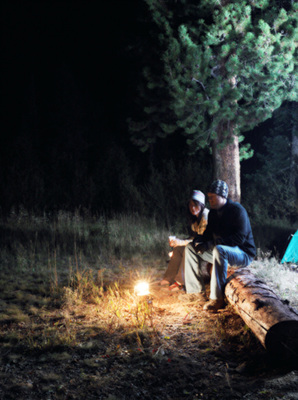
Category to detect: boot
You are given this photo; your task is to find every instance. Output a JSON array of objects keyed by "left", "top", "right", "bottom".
[{"left": 203, "top": 298, "right": 225, "bottom": 312}]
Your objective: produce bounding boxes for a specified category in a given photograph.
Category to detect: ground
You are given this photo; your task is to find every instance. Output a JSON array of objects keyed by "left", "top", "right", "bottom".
[{"left": 0, "top": 275, "right": 297, "bottom": 400}]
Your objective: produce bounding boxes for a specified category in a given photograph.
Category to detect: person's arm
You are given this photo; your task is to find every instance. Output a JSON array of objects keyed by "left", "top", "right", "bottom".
[
  {"left": 193, "top": 211, "right": 214, "bottom": 251},
  {"left": 177, "top": 238, "right": 192, "bottom": 246},
  {"left": 169, "top": 237, "right": 192, "bottom": 247}
]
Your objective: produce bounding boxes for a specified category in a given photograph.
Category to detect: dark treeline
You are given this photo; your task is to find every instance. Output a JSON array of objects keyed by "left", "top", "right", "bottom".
[
  {"left": 0, "top": 63, "right": 212, "bottom": 219},
  {"left": 0, "top": 68, "right": 296, "bottom": 257},
  {"left": 1, "top": 1, "right": 297, "bottom": 257},
  {"left": 0, "top": 87, "right": 296, "bottom": 223}
]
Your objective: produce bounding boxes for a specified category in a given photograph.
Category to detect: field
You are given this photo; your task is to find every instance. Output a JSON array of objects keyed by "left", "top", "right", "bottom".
[{"left": 0, "top": 212, "right": 297, "bottom": 399}]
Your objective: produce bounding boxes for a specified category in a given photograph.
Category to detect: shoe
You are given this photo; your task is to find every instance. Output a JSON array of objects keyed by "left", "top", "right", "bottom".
[
  {"left": 169, "top": 282, "right": 184, "bottom": 291},
  {"left": 178, "top": 292, "right": 207, "bottom": 303},
  {"left": 160, "top": 279, "right": 170, "bottom": 286},
  {"left": 203, "top": 299, "right": 225, "bottom": 312}
]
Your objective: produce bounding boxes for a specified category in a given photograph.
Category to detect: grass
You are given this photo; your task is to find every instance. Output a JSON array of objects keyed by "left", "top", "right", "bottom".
[
  {"left": 0, "top": 209, "right": 297, "bottom": 354},
  {"left": 0, "top": 210, "right": 168, "bottom": 351},
  {"left": 250, "top": 250, "right": 298, "bottom": 307}
]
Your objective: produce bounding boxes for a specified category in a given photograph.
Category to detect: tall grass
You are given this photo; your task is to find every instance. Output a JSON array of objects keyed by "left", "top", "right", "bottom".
[
  {"left": 0, "top": 209, "right": 170, "bottom": 272},
  {"left": 0, "top": 209, "right": 297, "bottom": 351},
  {"left": 0, "top": 210, "right": 173, "bottom": 349},
  {"left": 0, "top": 209, "right": 297, "bottom": 298}
]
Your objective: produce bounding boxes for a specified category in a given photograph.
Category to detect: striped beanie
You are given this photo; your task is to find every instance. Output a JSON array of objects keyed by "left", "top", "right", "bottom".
[{"left": 191, "top": 190, "right": 205, "bottom": 205}]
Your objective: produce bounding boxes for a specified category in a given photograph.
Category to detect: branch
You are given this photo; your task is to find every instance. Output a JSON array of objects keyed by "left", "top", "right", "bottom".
[
  {"left": 211, "top": 65, "right": 220, "bottom": 78},
  {"left": 192, "top": 78, "right": 210, "bottom": 100}
]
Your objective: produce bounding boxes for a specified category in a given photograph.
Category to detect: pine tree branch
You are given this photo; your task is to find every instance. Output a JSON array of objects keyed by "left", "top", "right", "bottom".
[
  {"left": 211, "top": 66, "right": 220, "bottom": 78},
  {"left": 191, "top": 78, "right": 210, "bottom": 100}
]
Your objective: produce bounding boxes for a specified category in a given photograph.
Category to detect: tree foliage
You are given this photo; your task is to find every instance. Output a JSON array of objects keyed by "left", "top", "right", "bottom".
[
  {"left": 243, "top": 102, "right": 298, "bottom": 223},
  {"left": 130, "top": 0, "right": 298, "bottom": 160}
]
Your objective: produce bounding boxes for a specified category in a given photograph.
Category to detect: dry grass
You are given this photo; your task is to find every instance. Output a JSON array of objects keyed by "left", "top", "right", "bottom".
[
  {"left": 0, "top": 210, "right": 297, "bottom": 353},
  {"left": 0, "top": 225, "right": 297, "bottom": 400},
  {"left": 250, "top": 252, "right": 298, "bottom": 308}
]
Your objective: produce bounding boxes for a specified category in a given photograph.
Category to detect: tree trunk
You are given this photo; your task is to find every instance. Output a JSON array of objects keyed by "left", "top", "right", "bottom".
[
  {"left": 225, "top": 267, "right": 298, "bottom": 360},
  {"left": 212, "top": 129, "right": 241, "bottom": 203}
]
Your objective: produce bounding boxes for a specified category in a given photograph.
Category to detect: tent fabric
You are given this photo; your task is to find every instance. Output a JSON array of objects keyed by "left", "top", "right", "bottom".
[{"left": 281, "top": 231, "right": 298, "bottom": 264}]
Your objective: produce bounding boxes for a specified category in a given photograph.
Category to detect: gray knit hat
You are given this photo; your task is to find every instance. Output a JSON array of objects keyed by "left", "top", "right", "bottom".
[{"left": 208, "top": 180, "right": 228, "bottom": 199}]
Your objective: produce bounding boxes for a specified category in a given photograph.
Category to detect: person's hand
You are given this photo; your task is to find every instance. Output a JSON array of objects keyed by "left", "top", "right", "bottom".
[
  {"left": 169, "top": 236, "right": 176, "bottom": 247},
  {"left": 193, "top": 235, "right": 203, "bottom": 246},
  {"left": 169, "top": 236, "right": 184, "bottom": 247},
  {"left": 169, "top": 238, "right": 179, "bottom": 247},
  {"left": 195, "top": 242, "right": 208, "bottom": 254}
]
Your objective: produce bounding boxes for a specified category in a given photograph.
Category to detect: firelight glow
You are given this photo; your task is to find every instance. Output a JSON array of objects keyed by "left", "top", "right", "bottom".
[{"left": 134, "top": 281, "right": 150, "bottom": 296}]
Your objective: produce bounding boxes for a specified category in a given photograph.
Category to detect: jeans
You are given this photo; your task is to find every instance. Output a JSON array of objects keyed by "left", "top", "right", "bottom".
[{"left": 183, "top": 243, "right": 253, "bottom": 299}]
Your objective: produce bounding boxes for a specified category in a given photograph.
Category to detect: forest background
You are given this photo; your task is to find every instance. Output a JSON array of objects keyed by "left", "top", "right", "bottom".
[{"left": 1, "top": 0, "right": 297, "bottom": 259}]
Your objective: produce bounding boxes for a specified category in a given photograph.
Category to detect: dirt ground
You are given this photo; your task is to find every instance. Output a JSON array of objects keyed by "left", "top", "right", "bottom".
[{"left": 0, "top": 280, "right": 297, "bottom": 400}]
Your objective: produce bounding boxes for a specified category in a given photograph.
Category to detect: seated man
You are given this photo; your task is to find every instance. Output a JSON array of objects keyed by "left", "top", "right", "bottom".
[{"left": 184, "top": 179, "right": 256, "bottom": 312}]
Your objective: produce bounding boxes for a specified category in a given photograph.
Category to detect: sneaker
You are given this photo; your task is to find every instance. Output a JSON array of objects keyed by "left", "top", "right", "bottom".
[
  {"left": 203, "top": 299, "right": 225, "bottom": 312},
  {"left": 178, "top": 292, "right": 207, "bottom": 303},
  {"left": 169, "top": 282, "right": 184, "bottom": 292}
]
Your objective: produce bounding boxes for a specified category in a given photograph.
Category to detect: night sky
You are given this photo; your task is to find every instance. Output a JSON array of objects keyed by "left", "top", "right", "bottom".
[
  {"left": 2, "top": 0, "right": 143, "bottom": 143},
  {"left": 1, "top": 0, "right": 270, "bottom": 163},
  {"left": 0, "top": 0, "right": 157, "bottom": 212}
]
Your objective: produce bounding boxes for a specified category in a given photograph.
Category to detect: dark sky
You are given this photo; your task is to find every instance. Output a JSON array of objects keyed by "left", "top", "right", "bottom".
[
  {"left": 1, "top": 0, "right": 157, "bottom": 212},
  {"left": 1, "top": 1, "right": 271, "bottom": 157},
  {"left": 1, "top": 0, "right": 143, "bottom": 142}
]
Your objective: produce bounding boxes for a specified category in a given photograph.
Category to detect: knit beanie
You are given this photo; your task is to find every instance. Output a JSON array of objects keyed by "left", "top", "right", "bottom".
[
  {"left": 208, "top": 180, "right": 229, "bottom": 199},
  {"left": 191, "top": 190, "right": 205, "bottom": 205}
]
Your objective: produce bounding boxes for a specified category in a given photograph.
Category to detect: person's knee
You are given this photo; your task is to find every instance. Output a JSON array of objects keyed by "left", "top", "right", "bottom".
[{"left": 213, "top": 245, "right": 226, "bottom": 258}]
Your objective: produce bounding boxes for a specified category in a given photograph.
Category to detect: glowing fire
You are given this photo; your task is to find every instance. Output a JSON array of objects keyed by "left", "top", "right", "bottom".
[{"left": 134, "top": 281, "right": 150, "bottom": 296}]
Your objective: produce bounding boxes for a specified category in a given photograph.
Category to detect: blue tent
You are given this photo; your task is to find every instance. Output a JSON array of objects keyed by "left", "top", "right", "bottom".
[{"left": 281, "top": 231, "right": 298, "bottom": 264}]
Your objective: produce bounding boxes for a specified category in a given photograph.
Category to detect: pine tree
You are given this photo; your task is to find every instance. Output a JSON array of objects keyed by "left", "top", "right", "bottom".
[
  {"left": 130, "top": 0, "right": 298, "bottom": 201},
  {"left": 243, "top": 102, "right": 298, "bottom": 222}
]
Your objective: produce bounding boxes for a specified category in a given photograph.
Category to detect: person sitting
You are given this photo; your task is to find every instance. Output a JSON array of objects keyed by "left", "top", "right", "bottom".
[
  {"left": 160, "top": 190, "right": 209, "bottom": 288},
  {"left": 182, "top": 179, "right": 256, "bottom": 312}
]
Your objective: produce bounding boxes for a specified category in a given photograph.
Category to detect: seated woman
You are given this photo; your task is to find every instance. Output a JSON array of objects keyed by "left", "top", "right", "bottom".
[{"left": 160, "top": 190, "right": 209, "bottom": 288}]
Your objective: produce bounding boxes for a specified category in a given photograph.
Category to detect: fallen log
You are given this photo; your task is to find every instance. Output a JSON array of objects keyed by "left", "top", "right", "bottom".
[{"left": 225, "top": 267, "right": 298, "bottom": 360}]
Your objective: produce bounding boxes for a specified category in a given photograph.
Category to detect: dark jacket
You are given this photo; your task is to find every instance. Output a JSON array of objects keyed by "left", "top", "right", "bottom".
[{"left": 196, "top": 199, "right": 256, "bottom": 258}]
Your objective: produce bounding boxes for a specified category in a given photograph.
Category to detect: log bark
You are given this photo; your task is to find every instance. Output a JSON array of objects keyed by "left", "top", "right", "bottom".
[{"left": 225, "top": 267, "right": 298, "bottom": 360}]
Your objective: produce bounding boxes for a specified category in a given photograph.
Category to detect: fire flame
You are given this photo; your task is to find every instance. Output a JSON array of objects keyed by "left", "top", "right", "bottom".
[{"left": 134, "top": 281, "right": 150, "bottom": 296}]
